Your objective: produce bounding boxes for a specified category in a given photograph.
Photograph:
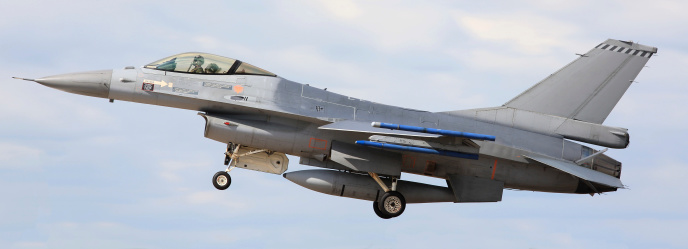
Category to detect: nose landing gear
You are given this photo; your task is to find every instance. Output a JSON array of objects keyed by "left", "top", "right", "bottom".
[
  {"left": 212, "top": 143, "right": 240, "bottom": 190},
  {"left": 212, "top": 171, "right": 231, "bottom": 190}
]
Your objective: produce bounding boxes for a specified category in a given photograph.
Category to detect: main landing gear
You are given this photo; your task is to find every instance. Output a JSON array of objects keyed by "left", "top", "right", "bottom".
[
  {"left": 212, "top": 143, "right": 241, "bottom": 190},
  {"left": 369, "top": 172, "right": 406, "bottom": 219}
]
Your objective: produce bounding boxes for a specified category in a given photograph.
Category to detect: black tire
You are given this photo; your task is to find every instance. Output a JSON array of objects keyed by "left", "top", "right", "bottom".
[
  {"left": 377, "top": 191, "right": 406, "bottom": 217},
  {"left": 373, "top": 201, "right": 393, "bottom": 219},
  {"left": 212, "top": 171, "right": 231, "bottom": 190}
]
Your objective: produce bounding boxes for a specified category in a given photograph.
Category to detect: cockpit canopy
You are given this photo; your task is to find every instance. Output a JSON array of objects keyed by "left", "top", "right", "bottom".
[{"left": 144, "top": 52, "right": 276, "bottom": 76}]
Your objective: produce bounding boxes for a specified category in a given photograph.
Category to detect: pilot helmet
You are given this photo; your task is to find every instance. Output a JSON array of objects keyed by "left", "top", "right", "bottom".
[
  {"left": 192, "top": 55, "right": 205, "bottom": 66},
  {"left": 205, "top": 63, "right": 221, "bottom": 73}
]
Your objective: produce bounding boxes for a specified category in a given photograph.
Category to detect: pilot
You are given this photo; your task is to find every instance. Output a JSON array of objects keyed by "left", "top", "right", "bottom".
[
  {"left": 204, "top": 63, "right": 221, "bottom": 74},
  {"left": 188, "top": 55, "right": 205, "bottom": 73}
]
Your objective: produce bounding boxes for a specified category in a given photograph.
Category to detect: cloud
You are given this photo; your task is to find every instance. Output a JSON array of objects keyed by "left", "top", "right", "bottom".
[
  {"left": 29, "top": 221, "right": 264, "bottom": 248},
  {"left": 612, "top": 218, "right": 688, "bottom": 248},
  {"left": 619, "top": 160, "right": 688, "bottom": 214},
  {"left": 0, "top": 143, "right": 43, "bottom": 169},
  {"left": 523, "top": 0, "right": 587, "bottom": 11},
  {"left": 454, "top": 48, "right": 570, "bottom": 75},
  {"left": 0, "top": 82, "right": 116, "bottom": 137},
  {"left": 608, "top": 48, "right": 688, "bottom": 132},
  {"left": 305, "top": 0, "right": 447, "bottom": 52},
  {"left": 453, "top": 11, "right": 587, "bottom": 54},
  {"left": 318, "top": 0, "right": 362, "bottom": 19},
  {"left": 268, "top": 45, "right": 366, "bottom": 84},
  {"left": 157, "top": 160, "right": 213, "bottom": 182}
]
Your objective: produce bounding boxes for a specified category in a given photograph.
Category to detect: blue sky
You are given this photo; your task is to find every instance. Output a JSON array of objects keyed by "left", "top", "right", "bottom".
[{"left": 1, "top": 1, "right": 687, "bottom": 248}]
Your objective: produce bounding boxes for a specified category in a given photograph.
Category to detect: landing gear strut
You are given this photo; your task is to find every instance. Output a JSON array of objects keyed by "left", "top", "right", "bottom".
[
  {"left": 369, "top": 172, "right": 406, "bottom": 219},
  {"left": 212, "top": 143, "right": 240, "bottom": 190}
]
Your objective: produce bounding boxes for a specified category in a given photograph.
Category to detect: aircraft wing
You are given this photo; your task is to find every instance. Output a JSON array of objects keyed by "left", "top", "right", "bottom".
[
  {"left": 320, "top": 121, "right": 486, "bottom": 160},
  {"left": 318, "top": 120, "right": 441, "bottom": 138},
  {"left": 524, "top": 154, "right": 624, "bottom": 188}
]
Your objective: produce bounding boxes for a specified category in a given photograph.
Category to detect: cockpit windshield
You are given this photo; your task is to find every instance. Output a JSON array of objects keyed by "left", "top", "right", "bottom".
[{"left": 144, "top": 52, "right": 276, "bottom": 76}]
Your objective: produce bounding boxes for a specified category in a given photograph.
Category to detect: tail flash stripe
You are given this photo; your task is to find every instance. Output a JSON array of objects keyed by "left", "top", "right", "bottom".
[{"left": 597, "top": 43, "right": 654, "bottom": 58}]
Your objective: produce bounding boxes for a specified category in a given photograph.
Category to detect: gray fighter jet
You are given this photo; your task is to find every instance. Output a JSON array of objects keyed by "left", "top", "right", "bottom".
[{"left": 14, "top": 39, "right": 656, "bottom": 219}]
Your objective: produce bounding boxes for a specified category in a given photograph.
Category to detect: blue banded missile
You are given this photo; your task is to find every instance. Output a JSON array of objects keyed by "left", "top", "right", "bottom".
[
  {"left": 355, "top": 140, "right": 479, "bottom": 160},
  {"left": 371, "top": 122, "right": 496, "bottom": 141}
]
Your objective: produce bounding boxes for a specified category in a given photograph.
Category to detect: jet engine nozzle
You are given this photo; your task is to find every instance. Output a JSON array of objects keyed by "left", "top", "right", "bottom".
[{"left": 32, "top": 70, "right": 113, "bottom": 98}]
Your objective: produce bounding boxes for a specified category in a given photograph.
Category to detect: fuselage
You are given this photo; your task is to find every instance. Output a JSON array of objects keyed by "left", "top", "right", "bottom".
[
  {"left": 21, "top": 60, "right": 619, "bottom": 196},
  {"left": 19, "top": 41, "right": 658, "bottom": 218},
  {"left": 101, "top": 66, "right": 613, "bottom": 194}
]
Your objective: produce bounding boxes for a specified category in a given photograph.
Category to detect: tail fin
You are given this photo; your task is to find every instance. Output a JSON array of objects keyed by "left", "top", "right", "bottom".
[{"left": 504, "top": 39, "right": 657, "bottom": 124}]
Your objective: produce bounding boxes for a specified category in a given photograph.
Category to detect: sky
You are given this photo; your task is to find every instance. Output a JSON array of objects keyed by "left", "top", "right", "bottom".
[{"left": 1, "top": 0, "right": 687, "bottom": 248}]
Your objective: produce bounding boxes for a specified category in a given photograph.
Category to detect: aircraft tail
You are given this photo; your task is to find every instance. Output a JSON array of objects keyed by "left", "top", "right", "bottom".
[{"left": 503, "top": 39, "right": 657, "bottom": 124}]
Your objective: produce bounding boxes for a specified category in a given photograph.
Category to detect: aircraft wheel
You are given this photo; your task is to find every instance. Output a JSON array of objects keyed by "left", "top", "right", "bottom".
[
  {"left": 373, "top": 201, "right": 393, "bottom": 219},
  {"left": 212, "top": 171, "right": 231, "bottom": 190},
  {"left": 377, "top": 191, "right": 406, "bottom": 218}
]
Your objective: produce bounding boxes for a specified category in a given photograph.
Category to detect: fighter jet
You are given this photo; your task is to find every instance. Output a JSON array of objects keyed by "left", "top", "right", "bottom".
[{"left": 14, "top": 39, "right": 656, "bottom": 219}]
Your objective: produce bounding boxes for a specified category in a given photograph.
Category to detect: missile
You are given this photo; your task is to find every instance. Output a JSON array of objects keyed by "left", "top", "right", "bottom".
[
  {"left": 283, "top": 169, "right": 455, "bottom": 203},
  {"left": 355, "top": 140, "right": 479, "bottom": 160},
  {"left": 371, "top": 122, "right": 496, "bottom": 141}
]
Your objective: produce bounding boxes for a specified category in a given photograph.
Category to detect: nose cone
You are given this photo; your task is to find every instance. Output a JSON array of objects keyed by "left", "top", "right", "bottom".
[{"left": 35, "top": 70, "right": 112, "bottom": 98}]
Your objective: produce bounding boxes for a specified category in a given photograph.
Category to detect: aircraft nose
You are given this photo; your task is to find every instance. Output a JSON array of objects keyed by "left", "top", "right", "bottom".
[{"left": 33, "top": 70, "right": 113, "bottom": 98}]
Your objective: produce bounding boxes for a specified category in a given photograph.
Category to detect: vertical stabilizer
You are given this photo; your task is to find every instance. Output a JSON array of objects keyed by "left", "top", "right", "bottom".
[{"left": 504, "top": 39, "right": 657, "bottom": 124}]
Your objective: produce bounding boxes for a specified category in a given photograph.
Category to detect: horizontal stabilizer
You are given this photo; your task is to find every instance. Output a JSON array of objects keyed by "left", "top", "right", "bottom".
[
  {"left": 524, "top": 154, "right": 624, "bottom": 188},
  {"left": 318, "top": 120, "right": 440, "bottom": 138}
]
